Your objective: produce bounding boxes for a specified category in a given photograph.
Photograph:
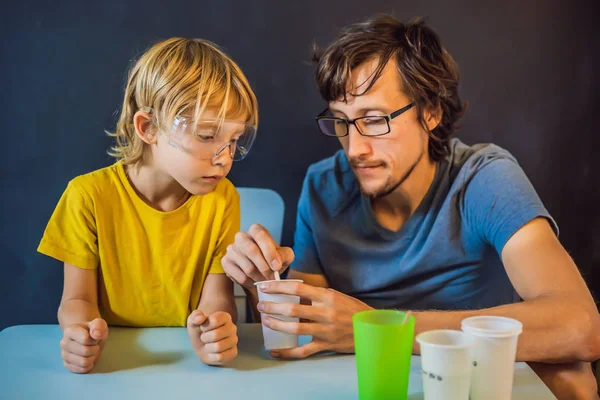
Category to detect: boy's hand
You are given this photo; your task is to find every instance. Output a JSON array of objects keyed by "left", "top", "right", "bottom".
[
  {"left": 187, "top": 310, "right": 238, "bottom": 366},
  {"left": 60, "top": 318, "right": 109, "bottom": 373}
]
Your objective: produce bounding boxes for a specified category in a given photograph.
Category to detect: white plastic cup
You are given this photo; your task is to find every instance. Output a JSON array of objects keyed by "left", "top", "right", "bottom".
[
  {"left": 416, "top": 330, "right": 475, "bottom": 400},
  {"left": 254, "top": 279, "right": 303, "bottom": 350},
  {"left": 461, "top": 316, "right": 523, "bottom": 400}
]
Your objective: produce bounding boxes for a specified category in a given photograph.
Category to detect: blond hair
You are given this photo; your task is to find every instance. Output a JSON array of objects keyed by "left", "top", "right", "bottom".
[{"left": 108, "top": 38, "right": 259, "bottom": 165}]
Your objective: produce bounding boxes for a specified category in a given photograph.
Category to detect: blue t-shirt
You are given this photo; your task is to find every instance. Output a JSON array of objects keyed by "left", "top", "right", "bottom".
[{"left": 291, "top": 139, "right": 557, "bottom": 310}]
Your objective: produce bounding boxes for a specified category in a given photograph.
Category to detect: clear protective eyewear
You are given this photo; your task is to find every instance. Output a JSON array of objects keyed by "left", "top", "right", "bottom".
[{"left": 143, "top": 107, "right": 257, "bottom": 161}]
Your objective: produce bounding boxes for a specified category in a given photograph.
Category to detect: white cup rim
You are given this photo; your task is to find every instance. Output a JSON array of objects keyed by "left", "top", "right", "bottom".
[
  {"left": 254, "top": 279, "right": 304, "bottom": 286},
  {"left": 461, "top": 316, "right": 523, "bottom": 338},
  {"left": 416, "top": 329, "right": 475, "bottom": 349}
]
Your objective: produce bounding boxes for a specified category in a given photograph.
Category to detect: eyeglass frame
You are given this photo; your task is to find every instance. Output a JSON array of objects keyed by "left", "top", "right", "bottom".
[{"left": 315, "top": 102, "right": 415, "bottom": 137}]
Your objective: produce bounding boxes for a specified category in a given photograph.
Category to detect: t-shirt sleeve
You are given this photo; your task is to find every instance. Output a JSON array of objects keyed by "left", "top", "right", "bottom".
[
  {"left": 461, "top": 157, "right": 558, "bottom": 255},
  {"left": 209, "top": 185, "right": 240, "bottom": 274},
  {"left": 291, "top": 174, "right": 324, "bottom": 275},
  {"left": 37, "top": 181, "right": 99, "bottom": 269}
]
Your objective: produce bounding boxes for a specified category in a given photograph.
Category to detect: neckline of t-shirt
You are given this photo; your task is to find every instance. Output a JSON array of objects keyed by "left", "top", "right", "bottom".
[
  {"left": 115, "top": 161, "right": 197, "bottom": 216},
  {"left": 361, "top": 158, "right": 446, "bottom": 241}
]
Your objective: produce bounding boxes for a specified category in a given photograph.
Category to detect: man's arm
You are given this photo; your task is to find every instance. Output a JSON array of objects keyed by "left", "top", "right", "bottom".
[
  {"left": 226, "top": 219, "right": 596, "bottom": 361},
  {"left": 256, "top": 218, "right": 600, "bottom": 366},
  {"left": 257, "top": 219, "right": 600, "bottom": 398},
  {"left": 411, "top": 218, "right": 600, "bottom": 363},
  {"left": 527, "top": 361, "right": 600, "bottom": 400}
]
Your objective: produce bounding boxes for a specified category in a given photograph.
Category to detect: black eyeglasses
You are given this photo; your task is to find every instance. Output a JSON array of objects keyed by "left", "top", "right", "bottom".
[{"left": 315, "top": 103, "right": 414, "bottom": 137}]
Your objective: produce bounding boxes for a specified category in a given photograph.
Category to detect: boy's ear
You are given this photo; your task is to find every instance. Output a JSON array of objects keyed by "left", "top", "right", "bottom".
[{"left": 133, "top": 110, "right": 157, "bottom": 144}]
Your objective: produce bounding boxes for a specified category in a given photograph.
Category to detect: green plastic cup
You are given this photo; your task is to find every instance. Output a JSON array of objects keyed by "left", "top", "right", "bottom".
[{"left": 353, "top": 310, "right": 416, "bottom": 400}]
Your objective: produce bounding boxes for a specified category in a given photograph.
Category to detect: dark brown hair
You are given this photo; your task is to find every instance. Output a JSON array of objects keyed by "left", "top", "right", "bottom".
[{"left": 313, "top": 15, "right": 466, "bottom": 161}]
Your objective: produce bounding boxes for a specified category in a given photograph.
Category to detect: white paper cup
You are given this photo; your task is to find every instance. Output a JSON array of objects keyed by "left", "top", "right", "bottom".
[
  {"left": 254, "top": 279, "right": 303, "bottom": 351},
  {"left": 461, "top": 316, "right": 523, "bottom": 400},
  {"left": 416, "top": 330, "right": 475, "bottom": 400}
]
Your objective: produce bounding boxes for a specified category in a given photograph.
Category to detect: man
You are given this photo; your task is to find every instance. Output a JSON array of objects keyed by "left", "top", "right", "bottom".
[{"left": 222, "top": 15, "right": 600, "bottom": 399}]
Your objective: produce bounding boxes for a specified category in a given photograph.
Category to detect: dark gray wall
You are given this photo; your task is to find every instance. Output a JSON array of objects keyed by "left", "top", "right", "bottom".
[{"left": 1, "top": 0, "right": 598, "bottom": 330}]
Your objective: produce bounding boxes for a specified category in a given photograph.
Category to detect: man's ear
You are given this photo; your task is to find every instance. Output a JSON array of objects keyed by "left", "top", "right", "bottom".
[
  {"left": 423, "top": 104, "right": 443, "bottom": 132},
  {"left": 133, "top": 110, "right": 157, "bottom": 144}
]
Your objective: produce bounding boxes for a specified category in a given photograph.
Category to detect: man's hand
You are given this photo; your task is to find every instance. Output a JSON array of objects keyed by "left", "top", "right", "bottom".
[
  {"left": 256, "top": 281, "right": 373, "bottom": 359},
  {"left": 60, "top": 318, "right": 109, "bottom": 373},
  {"left": 222, "top": 224, "right": 295, "bottom": 289},
  {"left": 187, "top": 310, "right": 238, "bottom": 366}
]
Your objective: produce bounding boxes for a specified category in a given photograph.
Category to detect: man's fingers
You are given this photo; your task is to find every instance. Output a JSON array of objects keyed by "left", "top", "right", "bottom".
[
  {"left": 270, "top": 341, "right": 323, "bottom": 359},
  {"left": 222, "top": 247, "right": 256, "bottom": 288},
  {"left": 201, "top": 312, "right": 232, "bottom": 332},
  {"left": 247, "top": 225, "right": 282, "bottom": 275},
  {"left": 60, "top": 337, "right": 100, "bottom": 357},
  {"left": 257, "top": 301, "right": 330, "bottom": 323},
  {"left": 87, "top": 318, "right": 108, "bottom": 341},
  {"left": 278, "top": 246, "right": 295, "bottom": 269},
  {"left": 63, "top": 360, "right": 93, "bottom": 374},
  {"left": 203, "top": 334, "right": 238, "bottom": 354},
  {"left": 228, "top": 243, "right": 269, "bottom": 283},
  {"left": 237, "top": 228, "right": 274, "bottom": 280},
  {"left": 223, "top": 262, "right": 256, "bottom": 289},
  {"left": 262, "top": 316, "right": 328, "bottom": 337},
  {"left": 64, "top": 324, "right": 96, "bottom": 345},
  {"left": 224, "top": 225, "right": 291, "bottom": 286},
  {"left": 258, "top": 281, "right": 330, "bottom": 303}
]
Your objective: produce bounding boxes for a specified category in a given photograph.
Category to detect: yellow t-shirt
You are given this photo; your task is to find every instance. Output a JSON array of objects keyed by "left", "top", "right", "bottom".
[{"left": 38, "top": 162, "right": 240, "bottom": 327}]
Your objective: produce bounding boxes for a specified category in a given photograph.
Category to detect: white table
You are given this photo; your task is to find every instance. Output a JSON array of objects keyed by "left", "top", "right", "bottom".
[{"left": 0, "top": 324, "right": 556, "bottom": 399}]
